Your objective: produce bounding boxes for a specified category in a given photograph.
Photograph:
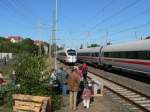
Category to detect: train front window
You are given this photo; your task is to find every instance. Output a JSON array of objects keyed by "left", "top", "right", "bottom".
[{"left": 67, "top": 50, "right": 76, "bottom": 56}]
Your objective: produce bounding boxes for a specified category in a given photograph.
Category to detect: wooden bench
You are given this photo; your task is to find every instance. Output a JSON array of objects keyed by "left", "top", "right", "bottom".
[{"left": 13, "top": 94, "right": 51, "bottom": 112}]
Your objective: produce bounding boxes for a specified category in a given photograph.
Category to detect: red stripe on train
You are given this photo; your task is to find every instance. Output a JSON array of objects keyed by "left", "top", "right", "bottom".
[
  {"left": 103, "top": 58, "right": 150, "bottom": 66},
  {"left": 78, "top": 56, "right": 150, "bottom": 66}
]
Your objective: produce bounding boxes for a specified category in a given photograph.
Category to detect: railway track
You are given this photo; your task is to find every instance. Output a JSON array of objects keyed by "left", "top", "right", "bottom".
[{"left": 88, "top": 70, "right": 150, "bottom": 112}]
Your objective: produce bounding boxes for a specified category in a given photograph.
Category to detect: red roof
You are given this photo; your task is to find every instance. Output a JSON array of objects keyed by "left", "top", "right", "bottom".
[
  {"left": 34, "top": 40, "right": 48, "bottom": 46},
  {"left": 7, "top": 36, "right": 23, "bottom": 40}
]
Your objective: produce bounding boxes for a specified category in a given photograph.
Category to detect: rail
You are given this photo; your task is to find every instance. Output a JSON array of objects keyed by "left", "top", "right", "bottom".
[{"left": 88, "top": 70, "right": 150, "bottom": 112}]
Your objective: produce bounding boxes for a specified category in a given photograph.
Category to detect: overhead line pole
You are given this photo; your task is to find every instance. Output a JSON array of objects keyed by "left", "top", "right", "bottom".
[
  {"left": 49, "top": 0, "right": 58, "bottom": 69},
  {"left": 54, "top": 0, "right": 58, "bottom": 70}
]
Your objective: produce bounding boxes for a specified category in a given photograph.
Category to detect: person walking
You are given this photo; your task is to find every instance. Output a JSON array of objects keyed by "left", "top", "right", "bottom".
[
  {"left": 68, "top": 66, "right": 80, "bottom": 110},
  {"left": 82, "top": 84, "right": 92, "bottom": 109}
]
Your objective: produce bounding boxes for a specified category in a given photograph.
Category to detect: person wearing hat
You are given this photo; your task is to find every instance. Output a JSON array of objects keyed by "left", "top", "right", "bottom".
[{"left": 68, "top": 66, "right": 80, "bottom": 110}]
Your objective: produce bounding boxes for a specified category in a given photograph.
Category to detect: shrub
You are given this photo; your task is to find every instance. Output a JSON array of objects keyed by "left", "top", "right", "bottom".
[
  {"left": 13, "top": 53, "right": 61, "bottom": 111},
  {"left": 14, "top": 53, "right": 50, "bottom": 95}
]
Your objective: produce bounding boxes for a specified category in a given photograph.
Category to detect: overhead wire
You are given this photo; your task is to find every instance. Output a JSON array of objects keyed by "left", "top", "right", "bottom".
[
  {"left": 88, "top": 0, "right": 114, "bottom": 23},
  {"left": 98, "top": 8, "right": 150, "bottom": 32},
  {"left": 110, "top": 22, "right": 150, "bottom": 36},
  {"left": 89, "top": 0, "right": 141, "bottom": 31},
  {"left": 74, "top": 0, "right": 141, "bottom": 40},
  {"left": 73, "top": 0, "right": 114, "bottom": 37}
]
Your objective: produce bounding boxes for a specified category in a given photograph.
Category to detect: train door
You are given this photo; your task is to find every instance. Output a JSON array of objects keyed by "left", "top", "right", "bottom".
[{"left": 99, "top": 47, "right": 103, "bottom": 65}]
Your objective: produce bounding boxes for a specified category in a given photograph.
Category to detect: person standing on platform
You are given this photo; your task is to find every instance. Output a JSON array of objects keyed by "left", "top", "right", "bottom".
[
  {"left": 50, "top": 69, "right": 60, "bottom": 94},
  {"left": 49, "top": 69, "right": 56, "bottom": 85},
  {"left": 61, "top": 67, "right": 68, "bottom": 96},
  {"left": 68, "top": 66, "right": 80, "bottom": 110},
  {"left": 82, "top": 63, "right": 88, "bottom": 80},
  {"left": 82, "top": 84, "right": 92, "bottom": 109}
]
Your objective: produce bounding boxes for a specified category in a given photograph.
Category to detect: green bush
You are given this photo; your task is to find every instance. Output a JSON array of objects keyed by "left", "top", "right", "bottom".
[
  {"left": 14, "top": 53, "right": 50, "bottom": 96},
  {"left": 13, "top": 53, "right": 61, "bottom": 111}
]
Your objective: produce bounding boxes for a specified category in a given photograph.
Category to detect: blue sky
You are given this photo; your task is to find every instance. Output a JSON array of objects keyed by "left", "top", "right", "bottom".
[{"left": 0, "top": 0, "right": 150, "bottom": 49}]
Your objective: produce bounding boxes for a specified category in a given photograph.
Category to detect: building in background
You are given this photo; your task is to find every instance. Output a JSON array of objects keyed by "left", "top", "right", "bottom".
[
  {"left": 34, "top": 40, "right": 49, "bottom": 55},
  {"left": 7, "top": 36, "right": 23, "bottom": 43}
]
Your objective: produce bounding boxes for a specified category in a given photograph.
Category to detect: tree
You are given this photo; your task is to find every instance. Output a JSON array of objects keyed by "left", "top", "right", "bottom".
[
  {"left": 0, "top": 37, "right": 38, "bottom": 54},
  {"left": 0, "top": 37, "right": 13, "bottom": 52},
  {"left": 20, "top": 38, "right": 38, "bottom": 55},
  {"left": 88, "top": 43, "right": 100, "bottom": 48}
]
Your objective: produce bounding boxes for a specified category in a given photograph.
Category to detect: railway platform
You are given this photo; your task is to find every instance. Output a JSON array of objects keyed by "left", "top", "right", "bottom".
[
  {"left": 56, "top": 61, "right": 149, "bottom": 112},
  {"left": 55, "top": 72, "right": 131, "bottom": 112}
]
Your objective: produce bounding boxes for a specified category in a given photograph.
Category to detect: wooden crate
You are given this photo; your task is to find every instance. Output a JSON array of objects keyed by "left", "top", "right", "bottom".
[{"left": 13, "top": 94, "right": 51, "bottom": 112}]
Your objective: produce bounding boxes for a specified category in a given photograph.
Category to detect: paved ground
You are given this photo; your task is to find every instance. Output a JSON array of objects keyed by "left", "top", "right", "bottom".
[
  {"left": 56, "top": 62, "right": 134, "bottom": 112},
  {"left": 56, "top": 61, "right": 132, "bottom": 112},
  {"left": 55, "top": 94, "right": 131, "bottom": 112}
]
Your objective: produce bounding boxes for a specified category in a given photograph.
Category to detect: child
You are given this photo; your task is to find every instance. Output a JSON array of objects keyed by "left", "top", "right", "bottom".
[{"left": 82, "top": 84, "right": 92, "bottom": 109}]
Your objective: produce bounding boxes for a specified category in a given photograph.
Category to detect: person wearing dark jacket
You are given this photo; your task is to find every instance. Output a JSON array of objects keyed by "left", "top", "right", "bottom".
[
  {"left": 61, "top": 68, "right": 68, "bottom": 96},
  {"left": 82, "top": 63, "right": 88, "bottom": 80},
  {"left": 56, "top": 67, "right": 68, "bottom": 96}
]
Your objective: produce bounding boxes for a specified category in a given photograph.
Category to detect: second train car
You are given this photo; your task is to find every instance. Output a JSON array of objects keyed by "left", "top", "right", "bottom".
[{"left": 77, "top": 39, "right": 150, "bottom": 75}]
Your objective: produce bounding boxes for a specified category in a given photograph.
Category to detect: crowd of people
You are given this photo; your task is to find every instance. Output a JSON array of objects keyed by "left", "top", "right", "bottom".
[{"left": 49, "top": 63, "right": 93, "bottom": 111}]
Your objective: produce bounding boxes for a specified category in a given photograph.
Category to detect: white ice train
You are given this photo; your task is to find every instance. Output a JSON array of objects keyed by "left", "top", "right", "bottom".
[
  {"left": 77, "top": 39, "right": 150, "bottom": 75},
  {"left": 57, "top": 48, "right": 77, "bottom": 64}
]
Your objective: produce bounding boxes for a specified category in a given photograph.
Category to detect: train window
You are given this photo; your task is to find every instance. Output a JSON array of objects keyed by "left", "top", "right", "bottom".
[
  {"left": 111, "top": 52, "right": 117, "bottom": 58},
  {"left": 83, "top": 53, "right": 86, "bottom": 56},
  {"left": 137, "top": 51, "right": 148, "bottom": 60},
  {"left": 115, "top": 52, "right": 118, "bottom": 58},
  {"left": 108, "top": 52, "right": 111, "bottom": 57},
  {"left": 122, "top": 52, "right": 128, "bottom": 58},
  {"left": 104, "top": 52, "right": 109, "bottom": 57},
  {"left": 148, "top": 51, "right": 150, "bottom": 60},
  {"left": 86, "top": 53, "right": 90, "bottom": 56},
  {"left": 95, "top": 52, "right": 99, "bottom": 57},
  {"left": 67, "top": 50, "right": 76, "bottom": 56},
  {"left": 127, "top": 51, "right": 137, "bottom": 59},
  {"left": 103, "top": 51, "right": 149, "bottom": 60},
  {"left": 92, "top": 53, "right": 95, "bottom": 57}
]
